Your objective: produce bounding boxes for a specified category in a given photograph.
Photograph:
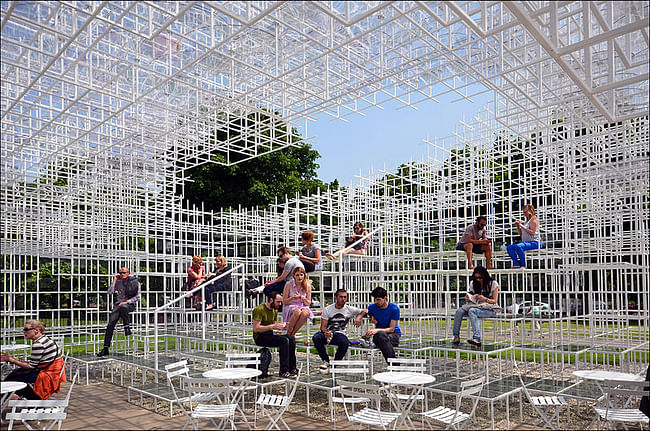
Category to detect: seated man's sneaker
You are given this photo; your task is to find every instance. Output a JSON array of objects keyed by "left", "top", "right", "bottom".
[
  {"left": 279, "top": 371, "right": 292, "bottom": 378},
  {"left": 319, "top": 362, "right": 330, "bottom": 374}
]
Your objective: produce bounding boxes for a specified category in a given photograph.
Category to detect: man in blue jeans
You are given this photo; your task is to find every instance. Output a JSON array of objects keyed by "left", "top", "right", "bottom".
[{"left": 312, "top": 289, "right": 365, "bottom": 373}]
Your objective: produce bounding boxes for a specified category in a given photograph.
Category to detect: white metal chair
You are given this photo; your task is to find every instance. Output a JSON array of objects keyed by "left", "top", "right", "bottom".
[
  {"left": 182, "top": 378, "right": 238, "bottom": 430},
  {"left": 385, "top": 357, "right": 429, "bottom": 426},
  {"left": 255, "top": 366, "right": 302, "bottom": 430},
  {"left": 337, "top": 380, "right": 401, "bottom": 430},
  {"left": 329, "top": 360, "right": 371, "bottom": 424},
  {"left": 420, "top": 376, "right": 485, "bottom": 430},
  {"left": 593, "top": 378, "right": 650, "bottom": 430},
  {"left": 515, "top": 361, "right": 568, "bottom": 430},
  {"left": 7, "top": 370, "right": 79, "bottom": 431}
]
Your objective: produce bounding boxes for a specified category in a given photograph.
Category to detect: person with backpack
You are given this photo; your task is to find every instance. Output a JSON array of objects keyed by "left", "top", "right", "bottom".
[
  {"left": 97, "top": 267, "right": 140, "bottom": 356},
  {"left": 252, "top": 292, "right": 297, "bottom": 378}
]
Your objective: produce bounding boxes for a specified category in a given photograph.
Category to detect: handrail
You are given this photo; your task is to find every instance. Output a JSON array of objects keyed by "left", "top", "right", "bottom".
[
  {"left": 154, "top": 264, "right": 244, "bottom": 370},
  {"left": 337, "top": 226, "right": 384, "bottom": 289}
]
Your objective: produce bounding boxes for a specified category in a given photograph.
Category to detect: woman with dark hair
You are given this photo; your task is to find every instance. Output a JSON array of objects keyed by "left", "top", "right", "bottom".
[
  {"left": 452, "top": 266, "right": 501, "bottom": 346},
  {"left": 325, "top": 222, "right": 369, "bottom": 260}
]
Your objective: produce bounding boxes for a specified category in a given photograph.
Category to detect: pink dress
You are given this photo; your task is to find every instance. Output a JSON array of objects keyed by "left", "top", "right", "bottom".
[{"left": 282, "top": 281, "right": 314, "bottom": 322}]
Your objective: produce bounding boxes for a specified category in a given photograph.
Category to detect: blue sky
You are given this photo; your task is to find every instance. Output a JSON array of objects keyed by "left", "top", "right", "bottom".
[{"left": 308, "top": 91, "right": 493, "bottom": 186}]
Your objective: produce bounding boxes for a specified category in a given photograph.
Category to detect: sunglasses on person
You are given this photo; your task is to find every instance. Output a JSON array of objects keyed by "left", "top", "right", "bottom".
[
  {"left": 118, "top": 271, "right": 129, "bottom": 274},
  {"left": 23, "top": 327, "right": 35, "bottom": 331}
]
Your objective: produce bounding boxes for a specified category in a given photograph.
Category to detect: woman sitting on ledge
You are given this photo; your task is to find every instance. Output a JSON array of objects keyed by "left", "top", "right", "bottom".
[
  {"left": 325, "top": 222, "right": 368, "bottom": 260},
  {"left": 507, "top": 204, "right": 542, "bottom": 269},
  {"left": 452, "top": 266, "right": 501, "bottom": 347}
]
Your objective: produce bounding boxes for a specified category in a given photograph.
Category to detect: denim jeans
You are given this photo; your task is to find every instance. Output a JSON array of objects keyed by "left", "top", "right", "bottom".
[
  {"left": 263, "top": 280, "right": 286, "bottom": 297},
  {"left": 103, "top": 303, "right": 135, "bottom": 348},
  {"left": 254, "top": 331, "right": 296, "bottom": 374},
  {"left": 506, "top": 241, "right": 541, "bottom": 267},
  {"left": 452, "top": 307, "right": 496, "bottom": 341},
  {"left": 312, "top": 331, "right": 350, "bottom": 362},
  {"left": 205, "top": 281, "right": 231, "bottom": 306}
]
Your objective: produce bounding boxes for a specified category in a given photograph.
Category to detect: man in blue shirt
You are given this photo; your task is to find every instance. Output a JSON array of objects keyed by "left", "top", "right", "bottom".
[{"left": 365, "top": 287, "right": 401, "bottom": 361}]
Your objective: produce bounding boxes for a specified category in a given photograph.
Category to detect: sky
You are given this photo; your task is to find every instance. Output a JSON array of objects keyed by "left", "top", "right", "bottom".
[{"left": 307, "top": 91, "right": 494, "bottom": 187}]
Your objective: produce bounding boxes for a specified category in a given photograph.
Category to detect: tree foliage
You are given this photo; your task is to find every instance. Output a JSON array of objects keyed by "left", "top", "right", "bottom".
[{"left": 175, "top": 111, "right": 338, "bottom": 211}]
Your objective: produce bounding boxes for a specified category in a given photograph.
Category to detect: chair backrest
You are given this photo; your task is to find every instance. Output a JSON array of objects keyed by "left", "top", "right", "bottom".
[
  {"left": 330, "top": 360, "right": 369, "bottom": 385},
  {"left": 185, "top": 377, "right": 230, "bottom": 396},
  {"left": 165, "top": 360, "right": 190, "bottom": 379},
  {"left": 63, "top": 370, "right": 79, "bottom": 404},
  {"left": 337, "top": 380, "right": 382, "bottom": 411},
  {"left": 164, "top": 360, "right": 191, "bottom": 410},
  {"left": 225, "top": 353, "right": 261, "bottom": 369},
  {"left": 387, "top": 358, "right": 427, "bottom": 373},
  {"left": 456, "top": 376, "right": 485, "bottom": 415},
  {"left": 600, "top": 378, "right": 650, "bottom": 407},
  {"left": 283, "top": 366, "right": 302, "bottom": 405}
]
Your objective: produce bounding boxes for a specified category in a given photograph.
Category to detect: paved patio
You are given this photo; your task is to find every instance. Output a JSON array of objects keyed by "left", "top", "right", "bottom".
[
  {"left": 4, "top": 380, "right": 347, "bottom": 430},
  {"left": 2, "top": 379, "right": 549, "bottom": 430}
]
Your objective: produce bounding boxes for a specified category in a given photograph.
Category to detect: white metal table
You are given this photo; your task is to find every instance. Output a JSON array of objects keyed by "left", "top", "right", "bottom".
[
  {"left": 573, "top": 370, "right": 645, "bottom": 383},
  {"left": 1, "top": 344, "right": 28, "bottom": 352},
  {"left": 373, "top": 371, "right": 435, "bottom": 429},
  {"left": 573, "top": 370, "right": 645, "bottom": 429},
  {"left": 203, "top": 368, "right": 262, "bottom": 429},
  {"left": 1, "top": 381, "right": 27, "bottom": 413}
]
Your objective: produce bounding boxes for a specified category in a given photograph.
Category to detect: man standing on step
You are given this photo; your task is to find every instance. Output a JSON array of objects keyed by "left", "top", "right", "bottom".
[
  {"left": 456, "top": 216, "right": 493, "bottom": 270},
  {"left": 97, "top": 267, "right": 140, "bottom": 356},
  {"left": 313, "top": 288, "right": 366, "bottom": 373}
]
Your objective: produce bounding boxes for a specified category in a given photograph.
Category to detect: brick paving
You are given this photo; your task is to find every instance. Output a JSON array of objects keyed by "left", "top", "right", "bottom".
[{"left": 3, "top": 380, "right": 351, "bottom": 430}]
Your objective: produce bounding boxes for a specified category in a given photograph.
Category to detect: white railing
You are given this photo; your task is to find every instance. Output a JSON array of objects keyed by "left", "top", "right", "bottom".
[{"left": 153, "top": 264, "right": 244, "bottom": 369}]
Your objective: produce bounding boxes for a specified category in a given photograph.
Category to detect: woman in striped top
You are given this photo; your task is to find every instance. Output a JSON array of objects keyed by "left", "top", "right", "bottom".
[{"left": 1, "top": 320, "right": 62, "bottom": 399}]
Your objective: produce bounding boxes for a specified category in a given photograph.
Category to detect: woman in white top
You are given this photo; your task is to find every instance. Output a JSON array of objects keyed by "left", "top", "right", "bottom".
[
  {"left": 507, "top": 204, "right": 542, "bottom": 269},
  {"left": 452, "top": 266, "right": 501, "bottom": 346}
]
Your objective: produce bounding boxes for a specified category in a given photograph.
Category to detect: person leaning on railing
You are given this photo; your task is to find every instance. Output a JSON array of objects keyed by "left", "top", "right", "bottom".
[{"left": 1, "top": 320, "right": 65, "bottom": 400}]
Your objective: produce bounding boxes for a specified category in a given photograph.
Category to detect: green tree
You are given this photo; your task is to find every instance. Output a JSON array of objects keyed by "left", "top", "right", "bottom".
[{"left": 176, "top": 111, "right": 338, "bottom": 211}]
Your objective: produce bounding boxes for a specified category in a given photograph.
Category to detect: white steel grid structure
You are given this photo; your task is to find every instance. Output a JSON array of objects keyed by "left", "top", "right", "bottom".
[{"left": 1, "top": 0, "right": 648, "bottom": 384}]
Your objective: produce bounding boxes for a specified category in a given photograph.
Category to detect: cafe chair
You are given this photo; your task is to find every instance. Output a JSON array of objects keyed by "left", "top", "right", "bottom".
[
  {"left": 420, "top": 376, "right": 484, "bottom": 430},
  {"left": 337, "top": 380, "right": 400, "bottom": 431},
  {"left": 329, "top": 360, "right": 371, "bottom": 426},
  {"left": 514, "top": 361, "right": 568, "bottom": 430},
  {"left": 170, "top": 376, "right": 238, "bottom": 430},
  {"left": 255, "top": 366, "right": 302, "bottom": 430},
  {"left": 7, "top": 370, "right": 78, "bottom": 431},
  {"left": 593, "top": 378, "right": 650, "bottom": 430}
]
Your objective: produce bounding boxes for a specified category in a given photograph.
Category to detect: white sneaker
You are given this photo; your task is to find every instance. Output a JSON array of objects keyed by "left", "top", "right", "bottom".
[{"left": 319, "top": 362, "right": 330, "bottom": 374}]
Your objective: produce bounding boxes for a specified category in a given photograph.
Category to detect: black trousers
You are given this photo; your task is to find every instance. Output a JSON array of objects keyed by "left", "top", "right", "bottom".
[
  {"left": 103, "top": 303, "right": 135, "bottom": 348},
  {"left": 254, "top": 332, "right": 296, "bottom": 374},
  {"left": 372, "top": 332, "right": 400, "bottom": 361},
  {"left": 4, "top": 367, "right": 40, "bottom": 399}
]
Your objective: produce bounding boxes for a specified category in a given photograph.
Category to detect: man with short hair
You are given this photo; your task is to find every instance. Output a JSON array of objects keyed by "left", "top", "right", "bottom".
[
  {"left": 1, "top": 320, "right": 64, "bottom": 399},
  {"left": 312, "top": 289, "right": 366, "bottom": 373},
  {"left": 246, "top": 246, "right": 305, "bottom": 297},
  {"left": 457, "top": 216, "right": 493, "bottom": 269},
  {"left": 365, "top": 287, "right": 401, "bottom": 361},
  {"left": 97, "top": 267, "right": 140, "bottom": 356},
  {"left": 252, "top": 292, "right": 297, "bottom": 377}
]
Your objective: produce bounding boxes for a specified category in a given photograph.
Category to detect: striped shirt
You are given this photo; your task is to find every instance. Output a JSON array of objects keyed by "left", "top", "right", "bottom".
[{"left": 28, "top": 334, "right": 60, "bottom": 369}]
